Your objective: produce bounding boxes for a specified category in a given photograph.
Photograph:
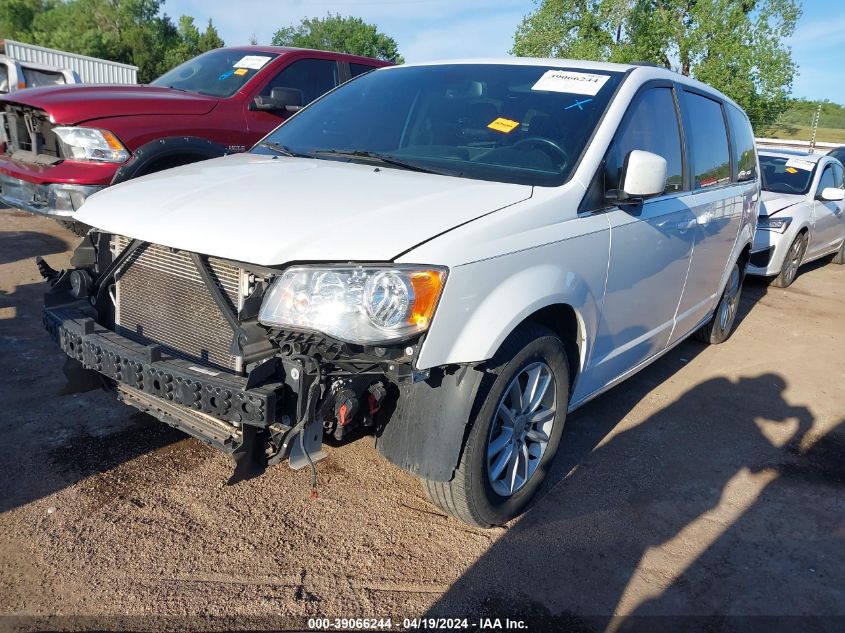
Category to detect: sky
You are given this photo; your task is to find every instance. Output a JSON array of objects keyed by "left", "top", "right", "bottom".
[{"left": 166, "top": 0, "right": 843, "bottom": 103}]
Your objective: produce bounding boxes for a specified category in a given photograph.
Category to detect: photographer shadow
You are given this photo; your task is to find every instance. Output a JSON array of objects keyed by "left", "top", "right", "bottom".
[{"left": 428, "top": 369, "right": 824, "bottom": 630}]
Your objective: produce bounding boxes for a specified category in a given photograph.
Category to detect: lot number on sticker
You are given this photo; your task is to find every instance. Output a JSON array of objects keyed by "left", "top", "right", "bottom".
[
  {"left": 532, "top": 70, "right": 610, "bottom": 96},
  {"left": 487, "top": 117, "right": 520, "bottom": 133},
  {"left": 233, "top": 55, "right": 272, "bottom": 70},
  {"left": 785, "top": 157, "right": 814, "bottom": 171}
]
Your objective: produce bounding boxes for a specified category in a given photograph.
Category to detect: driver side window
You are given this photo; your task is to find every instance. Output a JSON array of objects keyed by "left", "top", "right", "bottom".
[
  {"left": 604, "top": 87, "right": 684, "bottom": 194},
  {"left": 261, "top": 59, "right": 338, "bottom": 107}
]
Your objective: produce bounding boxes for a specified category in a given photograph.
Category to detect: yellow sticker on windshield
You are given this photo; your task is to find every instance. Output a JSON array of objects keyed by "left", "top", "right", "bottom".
[
  {"left": 785, "top": 167, "right": 798, "bottom": 174},
  {"left": 234, "top": 68, "right": 248, "bottom": 76},
  {"left": 487, "top": 117, "right": 520, "bottom": 133}
]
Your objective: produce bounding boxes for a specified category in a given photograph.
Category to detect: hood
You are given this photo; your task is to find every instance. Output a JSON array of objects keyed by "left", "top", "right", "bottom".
[
  {"left": 76, "top": 153, "right": 533, "bottom": 265},
  {"left": 759, "top": 190, "right": 804, "bottom": 217},
  {"left": 1, "top": 85, "right": 218, "bottom": 124}
]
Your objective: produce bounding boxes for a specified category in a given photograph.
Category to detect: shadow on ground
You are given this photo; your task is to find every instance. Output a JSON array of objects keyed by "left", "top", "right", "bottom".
[
  {"left": 428, "top": 356, "right": 844, "bottom": 631},
  {"left": 0, "top": 232, "right": 192, "bottom": 513},
  {"left": 427, "top": 278, "right": 844, "bottom": 631},
  {"left": 0, "top": 228, "right": 69, "bottom": 266}
]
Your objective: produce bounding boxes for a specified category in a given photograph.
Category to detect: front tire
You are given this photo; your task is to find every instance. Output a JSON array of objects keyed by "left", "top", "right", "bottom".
[
  {"left": 422, "top": 323, "right": 569, "bottom": 527},
  {"left": 694, "top": 259, "right": 744, "bottom": 345},
  {"left": 771, "top": 232, "right": 808, "bottom": 287}
]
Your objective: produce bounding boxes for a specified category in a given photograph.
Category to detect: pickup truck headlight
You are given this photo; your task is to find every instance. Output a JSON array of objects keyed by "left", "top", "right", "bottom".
[
  {"left": 258, "top": 265, "right": 447, "bottom": 344},
  {"left": 53, "top": 126, "right": 129, "bottom": 163},
  {"left": 757, "top": 216, "right": 792, "bottom": 233}
]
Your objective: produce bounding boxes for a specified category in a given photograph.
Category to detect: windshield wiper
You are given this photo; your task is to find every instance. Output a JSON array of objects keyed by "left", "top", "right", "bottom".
[
  {"left": 311, "top": 149, "right": 451, "bottom": 175},
  {"left": 257, "top": 142, "right": 314, "bottom": 158}
]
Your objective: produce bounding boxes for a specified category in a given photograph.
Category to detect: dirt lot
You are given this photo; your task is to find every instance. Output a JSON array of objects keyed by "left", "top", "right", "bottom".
[{"left": 0, "top": 208, "right": 843, "bottom": 632}]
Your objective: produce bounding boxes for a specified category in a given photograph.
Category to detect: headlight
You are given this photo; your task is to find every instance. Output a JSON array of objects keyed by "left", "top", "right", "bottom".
[
  {"left": 258, "top": 265, "right": 448, "bottom": 344},
  {"left": 53, "top": 126, "right": 129, "bottom": 163},
  {"left": 757, "top": 216, "right": 791, "bottom": 233}
]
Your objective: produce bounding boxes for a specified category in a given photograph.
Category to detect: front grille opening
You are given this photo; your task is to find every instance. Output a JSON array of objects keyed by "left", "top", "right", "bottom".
[
  {"left": 112, "top": 238, "right": 246, "bottom": 373},
  {"left": 2, "top": 107, "right": 60, "bottom": 158}
]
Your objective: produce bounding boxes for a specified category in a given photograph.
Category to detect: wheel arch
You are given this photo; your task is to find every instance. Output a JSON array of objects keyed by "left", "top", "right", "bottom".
[
  {"left": 111, "top": 136, "right": 228, "bottom": 184},
  {"left": 378, "top": 301, "right": 586, "bottom": 483},
  {"left": 510, "top": 303, "right": 584, "bottom": 392}
]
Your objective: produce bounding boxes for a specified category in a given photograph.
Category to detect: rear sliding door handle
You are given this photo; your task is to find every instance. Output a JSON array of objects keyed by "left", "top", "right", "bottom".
[{"left": 677, "top": 218, "right": 697, "bottom": 231}]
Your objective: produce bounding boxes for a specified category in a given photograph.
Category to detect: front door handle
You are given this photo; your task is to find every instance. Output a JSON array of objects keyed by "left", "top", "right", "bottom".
[{"left": 677, "top": 218, "right": 697, "bottom": 231}]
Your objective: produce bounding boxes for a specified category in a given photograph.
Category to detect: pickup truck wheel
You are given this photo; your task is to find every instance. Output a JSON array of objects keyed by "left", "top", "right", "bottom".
[
  {"left": 694, "top": 259, "right": 743, "bottom": 345},
  {"left": 422, "top": 323, "right": 569, "bottom": 527}
]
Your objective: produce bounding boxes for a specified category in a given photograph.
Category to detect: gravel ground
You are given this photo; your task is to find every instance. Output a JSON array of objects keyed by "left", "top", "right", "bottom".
[{"left": 0, "top": 209, "right": 843, "bottom": 632}]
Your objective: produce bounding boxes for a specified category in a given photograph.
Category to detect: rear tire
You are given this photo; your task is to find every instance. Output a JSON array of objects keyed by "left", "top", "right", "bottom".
[
  {"left": 694, "top": 259, "right": 744, "bottom": 345},
  {"left": 422, "top": 323, "right": 569, "bottom": 527},
  {"left": 771, "top": 232, "right": 807, "bottom": 288}
]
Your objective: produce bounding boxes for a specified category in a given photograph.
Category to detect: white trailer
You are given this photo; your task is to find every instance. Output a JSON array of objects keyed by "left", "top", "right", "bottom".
[{"left": 0, "top": 39, "right": 138, "bottom": 94}]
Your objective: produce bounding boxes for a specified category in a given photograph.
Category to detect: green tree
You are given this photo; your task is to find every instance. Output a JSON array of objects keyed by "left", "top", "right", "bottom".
[
  {"left": 271, "top": 13, "right": 403, "bottom": 63},
  {"left": 512, "top": 0, "right": 801, "bottom": 128},
  {"left": 162, "top": 15, "right": 225, "bottom": 70},
  {"left": 0, "top": 0, "right": 55, "bottom": 42},
  {"left": 0, "top": 0, "right": 224, "bottom": 83}
]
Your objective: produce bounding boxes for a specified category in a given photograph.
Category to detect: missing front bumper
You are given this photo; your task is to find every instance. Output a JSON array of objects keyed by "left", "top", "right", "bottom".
[{"left": 44, "top": 305, "right": 279, "bottom": 431}]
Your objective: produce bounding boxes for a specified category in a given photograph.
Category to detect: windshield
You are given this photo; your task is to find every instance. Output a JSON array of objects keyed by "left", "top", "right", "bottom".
[
  {"left": 760, "top": 155, "right": 816, "bottom": 195},
  {"left": 151, "top": 49, "right": 278, "bottom": 97},
  {"left": 253, "top": 64, "right": 624, "bottom": 186}
]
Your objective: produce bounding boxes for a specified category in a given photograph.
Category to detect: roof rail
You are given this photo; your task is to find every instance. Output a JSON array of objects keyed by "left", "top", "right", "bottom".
[{"left": 631, "top": 61, "right": 668, "bottom": 69}]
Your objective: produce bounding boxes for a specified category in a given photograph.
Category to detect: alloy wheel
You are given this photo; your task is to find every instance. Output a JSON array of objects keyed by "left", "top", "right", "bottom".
[
  {"left": 486, "top": 361, "right": 557, "bottom": 497},
  {"left": 719, "top": 264, "right": 741, "bottom": 330},
  {"left": 783, "top": 237, "right": 805, "bottom": 286}
]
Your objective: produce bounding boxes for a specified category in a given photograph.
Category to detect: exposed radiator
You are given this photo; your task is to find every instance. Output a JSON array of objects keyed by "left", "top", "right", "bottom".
[{"left": 111, "top": 236, "right": 247, "bottom": 373}]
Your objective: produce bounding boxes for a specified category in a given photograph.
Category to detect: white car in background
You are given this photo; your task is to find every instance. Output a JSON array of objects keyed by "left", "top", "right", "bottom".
[{"left": 748, "top": 150, "right": 845, "bottom": 287}]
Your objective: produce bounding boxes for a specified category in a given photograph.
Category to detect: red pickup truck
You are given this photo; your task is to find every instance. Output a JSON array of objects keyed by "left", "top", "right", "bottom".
[{"left": 0, "top": 46, "right": 390, "bottom": 231}]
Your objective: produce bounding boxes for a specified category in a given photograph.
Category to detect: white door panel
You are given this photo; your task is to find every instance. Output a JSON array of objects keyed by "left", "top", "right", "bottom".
[
  {"left": 671, "top": 183, "right": 745, "bottom": 342},
  {"left": 587, "top": 194, "right": 695, "bottom": 389}
]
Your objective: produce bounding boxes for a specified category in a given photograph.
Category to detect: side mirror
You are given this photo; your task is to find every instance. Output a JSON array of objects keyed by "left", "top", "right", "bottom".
[
  {"left": 619, "top": 150, "right": 667, "bottom": 200},
  {"left": 818, "top": 187, "right": 845, "bottom": 202},
  {"left": 253, "top": 87, "right": 304, "bottom": 113}
]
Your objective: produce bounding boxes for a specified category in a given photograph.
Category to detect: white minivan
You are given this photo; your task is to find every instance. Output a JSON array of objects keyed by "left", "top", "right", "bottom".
[{"left": 41, "top": 59, "right": 759, "bottom": 527}]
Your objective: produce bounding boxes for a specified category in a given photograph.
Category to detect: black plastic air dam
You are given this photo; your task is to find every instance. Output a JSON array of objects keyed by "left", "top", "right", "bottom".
[{"left": 44, "top": 305, "right": 278, "bottom": 427}]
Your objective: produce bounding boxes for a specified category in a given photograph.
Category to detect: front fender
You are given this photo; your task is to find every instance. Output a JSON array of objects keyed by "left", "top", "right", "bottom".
[{"left": 415, "top": 228, "right": 609, "bottom": 377}]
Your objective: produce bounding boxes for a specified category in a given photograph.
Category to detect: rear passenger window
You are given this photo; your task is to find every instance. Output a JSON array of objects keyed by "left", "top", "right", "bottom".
[
  {"left": 261, "top": 59, "right": 338, "bottom": 106},
  {"left": 605, "top": 87, "right": 684, "bottom": 194},
  {"left": 685, "top": 92, "right": 730, "bottom": 189},
  {"left": 350, "top": 63, "right": 377, "bottom": 78},
  {"left": 727, "top": 104, "right": 757, "bottom": 182}
]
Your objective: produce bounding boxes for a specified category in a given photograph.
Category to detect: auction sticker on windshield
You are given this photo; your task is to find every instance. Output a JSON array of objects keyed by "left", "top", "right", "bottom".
[
  {"left": 233, "top": 55, "right": 272, "bottom": 70},
  {"left": 532, "top": 70, "right": 610, "bottom": 96},
  {"left": 785, "top": 157, "right": 815, "bottom": 171}
]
